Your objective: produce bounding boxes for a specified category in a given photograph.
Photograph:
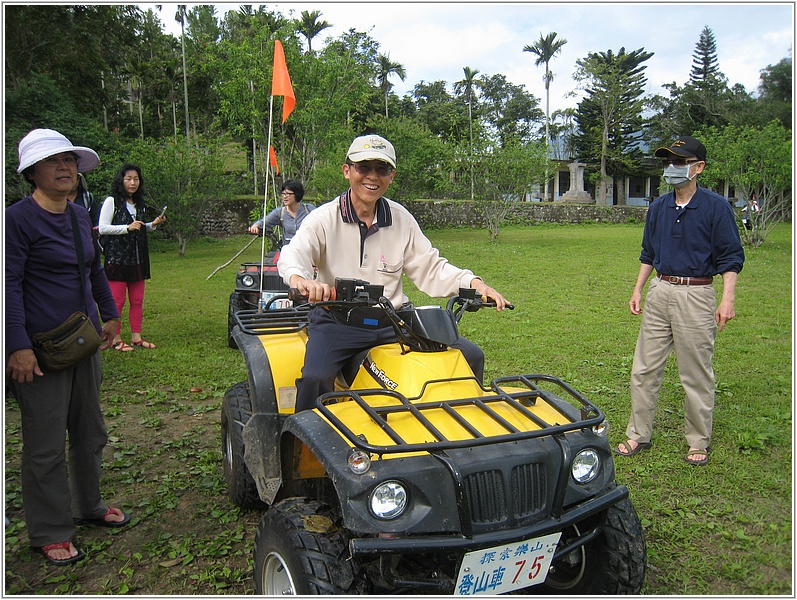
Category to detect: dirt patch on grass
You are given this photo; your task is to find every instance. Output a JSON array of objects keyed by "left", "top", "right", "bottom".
[{"left": 4, "top": 387, "right": 260, "bottom": 595}]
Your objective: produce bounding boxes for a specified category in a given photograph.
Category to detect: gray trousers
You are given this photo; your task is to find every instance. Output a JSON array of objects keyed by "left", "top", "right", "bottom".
[
  {"left": 626, "top": 278, "right": 718, "bottom": 451},
  {"left": 11, "top": 352, "right": 109, "bottom": 547}
]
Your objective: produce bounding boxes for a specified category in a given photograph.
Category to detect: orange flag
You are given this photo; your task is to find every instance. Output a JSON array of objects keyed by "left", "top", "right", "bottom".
[
  {"left": 268, "top": 146, "right": 280, "bottom": 175},
  {"left": 271, "top": 40, "right": 295, "bottom": 123}
]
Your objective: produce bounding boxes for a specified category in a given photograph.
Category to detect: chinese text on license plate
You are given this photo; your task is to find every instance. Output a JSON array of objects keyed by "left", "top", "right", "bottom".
[
  {"left": 455, "top": 532, "right": 561, "bottom": 595},
  {"left": 261, "top": 292, "right": 292, "bottom": 310}
]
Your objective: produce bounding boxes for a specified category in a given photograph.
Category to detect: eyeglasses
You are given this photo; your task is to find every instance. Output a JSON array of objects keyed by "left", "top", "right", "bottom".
[
  {"left": 42, "top": 155, "right": 78, "bottom": 167},
  {"left": 347, "top": 161, "right": 394, "bottom": 177},
  {"left": 661, "top": 158, "right": 701, "bottom": 167},
  {"left": 281, "top": 190, "right": 295, "bottom": 196}
]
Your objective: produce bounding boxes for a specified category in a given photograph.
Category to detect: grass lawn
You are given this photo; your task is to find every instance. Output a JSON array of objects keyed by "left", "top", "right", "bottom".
[{"left": 4, "top": 222, "right": 792, "bottom": 594}]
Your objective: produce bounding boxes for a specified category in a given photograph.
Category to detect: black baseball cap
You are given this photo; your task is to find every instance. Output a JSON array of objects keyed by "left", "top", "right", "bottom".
[{"left": 654, "top": 136, "right": 706, "bottom": 162}]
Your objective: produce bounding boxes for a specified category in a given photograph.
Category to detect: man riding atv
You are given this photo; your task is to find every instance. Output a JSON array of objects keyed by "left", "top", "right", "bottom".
[{"left": 278, "top": 134, "right": 510, "bottom": 412}]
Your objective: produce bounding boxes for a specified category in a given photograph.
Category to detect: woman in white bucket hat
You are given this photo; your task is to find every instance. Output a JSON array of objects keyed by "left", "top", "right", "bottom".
[{"left": 6, "top": 129, "right": 132, "bottom": 566}]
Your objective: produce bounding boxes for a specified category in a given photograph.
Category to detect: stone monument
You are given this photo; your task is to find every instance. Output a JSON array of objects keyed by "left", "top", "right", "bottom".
[{"left": 558, "top": 161, "right": 593, "bottom": 203}]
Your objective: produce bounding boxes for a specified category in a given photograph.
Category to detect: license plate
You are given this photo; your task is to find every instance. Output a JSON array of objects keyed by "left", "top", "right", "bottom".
[
  {"left": 454, "top": 532, "right": 561, "bottom": 595},
  {"left": 260, "top": 292, "right": 292, "bottom": 310}
]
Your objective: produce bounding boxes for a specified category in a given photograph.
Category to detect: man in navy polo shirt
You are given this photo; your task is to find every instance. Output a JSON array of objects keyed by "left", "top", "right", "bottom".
[{"left": 616, "top": 136, "right": 744, "bottom": 466}]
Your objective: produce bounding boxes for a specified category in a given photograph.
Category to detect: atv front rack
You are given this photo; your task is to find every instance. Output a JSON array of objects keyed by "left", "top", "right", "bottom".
[{"left": 316, "top": 374, "right": 603, "bottom": 455}]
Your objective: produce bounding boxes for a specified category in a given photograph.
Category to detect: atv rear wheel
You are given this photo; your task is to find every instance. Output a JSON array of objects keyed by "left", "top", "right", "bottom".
[
  {"left": 532, "top": 497, "right": 646, "bottom": 594},
  {"left": 254, "top": 498, "right": 367, "bottom": 595},
  {"left": 228, "top": 292, "right": 244, "bottom": 348},
  {"left": 221, "top": 382, "right": 264, "bottom": 509}
]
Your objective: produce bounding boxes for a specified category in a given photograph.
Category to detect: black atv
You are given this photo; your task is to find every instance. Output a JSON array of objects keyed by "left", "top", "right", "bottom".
[
  {"left": 227, "top": 232, "right": 291, "bottom": 348},
  {"left": 223, "top": 279, "right": 646, "bottom": 595}
]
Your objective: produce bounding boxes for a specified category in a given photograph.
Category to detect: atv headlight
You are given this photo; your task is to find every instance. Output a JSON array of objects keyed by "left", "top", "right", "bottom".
[
  {"left": 572, "top": 449, "right": 600, "bottom": 483},
  {"left": 369, "top": 481, "right": 407, "bottom": 520},
  {"left": 241, "top": 274, "right": 255, "bottom": 287}
]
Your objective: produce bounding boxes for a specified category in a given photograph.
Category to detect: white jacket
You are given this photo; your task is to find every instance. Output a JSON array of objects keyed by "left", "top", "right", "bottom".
[{"left": 278, "top": 194, "right": 478, "bottom": 307}]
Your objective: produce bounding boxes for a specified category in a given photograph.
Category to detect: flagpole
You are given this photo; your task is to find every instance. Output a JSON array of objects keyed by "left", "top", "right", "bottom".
[
  {"left": 257, "top": 39, "right": 295, "bottom": 312},
  {"left": 259, "top": 93, "right": 276, "bottom": 311}
]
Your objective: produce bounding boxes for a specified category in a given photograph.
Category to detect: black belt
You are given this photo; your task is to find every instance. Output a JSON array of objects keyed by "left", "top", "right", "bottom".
[
  {"left": 656, "top": 273, "right": 713, "bottom": 285},
  {"left": 329, "top": 307, "right": 393, "bottom": 329}
]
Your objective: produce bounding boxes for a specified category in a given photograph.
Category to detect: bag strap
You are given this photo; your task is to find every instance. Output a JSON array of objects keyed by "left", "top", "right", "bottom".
[{"left": 68, "top": 205, "right": 88, "bottom": 311}]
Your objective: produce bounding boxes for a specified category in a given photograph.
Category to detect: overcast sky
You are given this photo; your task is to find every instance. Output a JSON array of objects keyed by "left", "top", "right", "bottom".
[{"left": 155, "top": 2, "right": 793, "bottom": 115}]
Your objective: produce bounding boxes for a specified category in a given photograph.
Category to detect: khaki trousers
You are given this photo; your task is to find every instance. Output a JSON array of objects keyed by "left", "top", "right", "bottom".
[{"left": 626, "top": 277, "right": 718, "bottom": 450}]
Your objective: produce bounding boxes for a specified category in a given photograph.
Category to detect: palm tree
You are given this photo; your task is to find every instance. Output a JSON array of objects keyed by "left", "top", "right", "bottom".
[
  {"left": 297, "top": 10, "right": 331, "bottom": 55},
  {"left": 376, "top": 54, "right": 406, "bottom": 118},
  {"left": 122, "top": 55, "right": 147, "bottom": 138},
  {"left": 523, "top": 32, "right": 567, "bottom": 201},
  {"left": 454, "top": 66, "right": 481, "bottom": 200},
  {"left": 176, "top": 4, "right": 190, "bottom": 146}
]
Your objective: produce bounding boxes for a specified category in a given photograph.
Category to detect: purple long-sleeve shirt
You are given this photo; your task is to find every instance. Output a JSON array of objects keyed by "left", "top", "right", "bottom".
[{"left": 5, "top": 196, "right": 119, "bottom": 355}]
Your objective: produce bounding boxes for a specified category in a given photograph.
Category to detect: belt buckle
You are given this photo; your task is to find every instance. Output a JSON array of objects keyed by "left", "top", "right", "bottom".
[{"left": 667, "top": 275, "right": 681, "bottom": 284}]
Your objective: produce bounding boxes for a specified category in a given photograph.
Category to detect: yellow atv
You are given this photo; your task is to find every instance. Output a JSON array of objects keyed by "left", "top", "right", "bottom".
[{"left": 223, "top": 279, "right": 646, "bottom": 595}]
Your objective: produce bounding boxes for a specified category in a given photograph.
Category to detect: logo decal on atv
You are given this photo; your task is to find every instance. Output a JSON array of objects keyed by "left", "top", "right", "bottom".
[{"left": 364, "top": 357, "right": 398, "bottom": 390}]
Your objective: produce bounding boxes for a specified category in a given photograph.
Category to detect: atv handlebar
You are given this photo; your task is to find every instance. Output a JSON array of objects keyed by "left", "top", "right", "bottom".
[
  {"left": 446, "top": 288, "right": 514, "bottom": 322},
  {"left": 257, "top": 278, "right": 512, "bottom": 353}
]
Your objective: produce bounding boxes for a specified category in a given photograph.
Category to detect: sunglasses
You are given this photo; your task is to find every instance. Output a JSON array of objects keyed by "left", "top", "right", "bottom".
[
  {"left": 347, "top": 162, "right": 394, "bottom": 177},
  {"left": 42, "top": 155, "right": 78, "bottom": 167},
  {"left": 661, "top": 158, "right": 701, "bottom": 167}
]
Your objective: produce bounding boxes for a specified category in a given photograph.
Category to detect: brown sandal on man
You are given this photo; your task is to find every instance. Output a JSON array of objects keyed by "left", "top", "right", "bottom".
[
  {"left": 614, "top": 440, "right": 652, "bottom": 457},
  {"left": 684, "top": 447, "right": 710, "bottom": 466}
]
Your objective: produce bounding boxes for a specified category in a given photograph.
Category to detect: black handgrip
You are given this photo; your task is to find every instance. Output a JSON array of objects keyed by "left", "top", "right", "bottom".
[{"left": 288, "top": 288, "right": 309, "bottom": 305}]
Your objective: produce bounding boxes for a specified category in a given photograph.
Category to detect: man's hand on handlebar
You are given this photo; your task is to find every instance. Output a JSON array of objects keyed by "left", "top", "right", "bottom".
[
  {"left": 289, "top": 275, "right": 333, "bottom": 302},
  {"left": 470, "top": 278, "right": 511, "bottom": 311}
]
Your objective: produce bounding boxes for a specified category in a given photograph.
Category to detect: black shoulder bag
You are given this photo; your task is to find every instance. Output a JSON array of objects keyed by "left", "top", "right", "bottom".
[{"left": 31, "top": 206, "right": 102, "bottom": 371}]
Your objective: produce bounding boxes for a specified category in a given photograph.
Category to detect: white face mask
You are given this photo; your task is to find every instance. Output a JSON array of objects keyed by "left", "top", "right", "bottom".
[{"left": 663, "top": 163, "right": 694, "bottom": 188}]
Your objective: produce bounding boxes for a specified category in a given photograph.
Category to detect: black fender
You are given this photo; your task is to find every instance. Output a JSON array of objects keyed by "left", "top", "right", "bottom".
[
  {"left": 232, "top": 326, "right": 279, "bottom": 414},
  {"left": 234, "top": 326, "right": 285, "bottom": 504}
]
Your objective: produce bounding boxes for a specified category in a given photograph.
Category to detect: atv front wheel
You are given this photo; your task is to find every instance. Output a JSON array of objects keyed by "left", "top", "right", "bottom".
[
  {"left": 254, "top": 498, "right": 368, "bottom": 595},
  {"left": 221, "top": 382, "right": 264, "bottom": 509},
  {"left": 533, "top": 497, "right": 646, "bottom": 594}
]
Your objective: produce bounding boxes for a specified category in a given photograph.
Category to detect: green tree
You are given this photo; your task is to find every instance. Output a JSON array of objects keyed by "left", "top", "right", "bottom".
[
  {"left": 376, "top": 54, "right": 406, "bottom": 118},
  {"left": 475, "top": 139, "right": 549, "bottom": 241},
  {"left": 122, "top": 54, "right": 148, "bottom": 138},
  {"left": 4, "top": 5, "right": 144, "bottom": 132},
  {"left": 297, "top": 10, "right": 331, "bottom": 55},
  {"left": 126, "top": 137, "right": 230, "bottom": 255},
  {"left": 646, "top": 26, "right": 755, "bottom": 142},
  {"left": 550, "top": 107, "right": 578, "bottom": 160},
  {"left": 523, "top": 32, "right": 567, "bottom": 200},
  {"left": 690, "top": 25, "right": 721, "bottom": 83},
  {"left": 478, "top": 74, "right": 544, "bottom": 146},
  {"left": 454, "top": 67, "right": 482, "bottom": 200},
  {"left": 757, "top": 56, "right": 792, "bottom": 130},
  {"left": 697, "top": 121, "right": 792, "bottom": 247},
  {"left": 412, "top": 80, "right": 467, "bottom": 141},
  {"left": 175, "top": 4, "right": 190, "bottom": 145},
  {"left": 574, "top": 47, "right": 653, "bottom": 205}
]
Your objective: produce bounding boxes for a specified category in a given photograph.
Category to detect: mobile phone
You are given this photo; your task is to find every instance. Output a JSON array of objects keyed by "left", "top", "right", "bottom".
[{"left": 158, "top": 206, "right": 167, "bottom": 218}]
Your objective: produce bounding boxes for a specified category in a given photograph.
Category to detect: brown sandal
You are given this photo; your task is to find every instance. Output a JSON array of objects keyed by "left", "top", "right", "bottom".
[
  {"left": 132, "top": 339, "right": 156, "bottom": 349},
  {"left": 113, "top": 341, "right": 134, "bottom": 352}
]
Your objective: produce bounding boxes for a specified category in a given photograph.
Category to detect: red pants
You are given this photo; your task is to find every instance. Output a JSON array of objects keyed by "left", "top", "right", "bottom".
[{"left": 108, "top": 279, "right": 146, "bottom": 335}]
